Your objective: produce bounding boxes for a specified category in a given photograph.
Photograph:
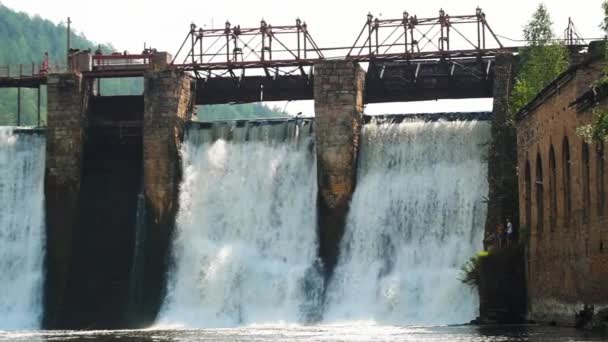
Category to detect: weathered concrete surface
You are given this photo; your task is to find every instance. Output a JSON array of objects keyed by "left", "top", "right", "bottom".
[
  {"left": 516, "top": 56, "right": 608, "bottom": 325},
  {"left": 43, "top": 73, "right": 87, "bottom": 328},
  {"left": 140, "top": 69, "right": 193, "bottom": 325},
  {"left": 478, "top": 247, "right": 527, "bottom": 323},
  {"left": 313, "top": 60, "right": 365, "bottom": 279}
]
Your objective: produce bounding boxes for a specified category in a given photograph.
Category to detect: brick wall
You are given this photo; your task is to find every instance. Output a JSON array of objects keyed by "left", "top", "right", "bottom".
[
  {"left": 44, "top": 73, "right": 88, "bottom": 328},
  {"left": 516, "top": 59, "right": 608, "bottom": 324},
  {"left": 313, "top": 60, "right": 365, "bottom": 278},
  {"left": 485, "top": 53, "right": 520, "bottom": 237},
  {"left": 140, "top": 69, "right": 192, "bottom": 325}
]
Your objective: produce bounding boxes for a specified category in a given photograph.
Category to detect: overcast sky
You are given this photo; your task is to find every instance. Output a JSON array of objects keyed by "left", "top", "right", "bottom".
[{"left": 1, "top": 0, "right": 605, "bottom": 115}]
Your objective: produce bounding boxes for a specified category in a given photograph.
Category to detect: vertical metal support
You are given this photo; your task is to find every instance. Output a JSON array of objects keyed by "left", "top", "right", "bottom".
[
  {"left": 296, "top": 18, "right": 301, "bottom": 59},
  {"left": 409, "top": 26, "right": 415, "bottom": 53},
  {"left": 37, "top": 85, "right": 41, "bottom": 127},
  {"left": 482, "top": 18, "right": 486, "bottom": 49},
  {"left": 403, "top": 11, "right": 409, "bottom": 55},
  {"left": 268, "top": 32, "right": 273, "bottom": 60},
  {"left": 303, "top": 23, "right": 308, "bottom": 59},
  {"left": 439, "top": 9, "right": 445, "bottom": 51},
  {"left": 190, "top": 23, "right": 196, "bottom": 64},
  {"left": 367, "top": 13, "right": 373, "bottom": 55},
  {"left": 476, "top": 8, "right": 482, "bottom": 49},
  {"left": 199, "top": 29, "right": 204, "bottom": 64},
  {"left": 374, "top": 18, "right": 379, "bottom": 54},
  {"left": 17, "top": 64, "right": 22, "bottom": 126},
  {"left": 225, "top": 21, "right": 231, "bottom": 63},
  {"left": 446, "top": 23, "right": 450, "bottom": 51},
  {"left": 261, "top": 20, "right": 266, "bottom": 61}
]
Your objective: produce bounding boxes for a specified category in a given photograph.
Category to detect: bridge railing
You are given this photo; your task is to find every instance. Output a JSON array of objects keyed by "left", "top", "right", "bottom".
[
  {"left": 0, "top": 62, "right": 50, "bottom": 79},
  {"left": 92, "top": 54, "right": 151, "bottom": 71}
]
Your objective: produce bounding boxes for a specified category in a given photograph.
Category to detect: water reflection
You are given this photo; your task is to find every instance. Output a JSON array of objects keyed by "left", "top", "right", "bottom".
[{"left": 0, "top": 325, "right": 605, "bottom": 342}]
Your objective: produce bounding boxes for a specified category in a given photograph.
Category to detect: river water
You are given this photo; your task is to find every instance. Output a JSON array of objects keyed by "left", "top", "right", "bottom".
[{"left": 0, "top": 324, "right": 606, "bottom": 341}]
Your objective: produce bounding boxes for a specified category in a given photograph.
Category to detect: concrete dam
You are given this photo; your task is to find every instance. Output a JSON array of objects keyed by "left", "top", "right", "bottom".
[{"left": 0, "top": 49, "right": 513, "bottom": 329}]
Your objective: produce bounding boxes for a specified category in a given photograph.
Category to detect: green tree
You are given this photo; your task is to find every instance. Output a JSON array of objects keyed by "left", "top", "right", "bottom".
[
  {"left": 509, "top": 4, "right": 569, "bottom": 117},
  {"left": 602, "top": 0, "right": 608, "bottom": 36},
  {"left": 576, "top": 0, "right": 608, "bottom": 144}
]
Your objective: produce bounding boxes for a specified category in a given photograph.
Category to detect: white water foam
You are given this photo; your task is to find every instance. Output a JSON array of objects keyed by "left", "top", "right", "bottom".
[
  {"left": 0, "top": 127, "right": 46, "bottom": 329},
  {"left": 325, "top": 119, "right": 490, "bottom": 325},
  {"left": 159, "top": 121, "right": 320, "bottom": 327}
]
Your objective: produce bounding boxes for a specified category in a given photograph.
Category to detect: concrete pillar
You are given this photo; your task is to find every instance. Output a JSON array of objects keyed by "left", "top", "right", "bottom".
[
  {"left": 44, "top": 73, "right": 88, "bottom": 327},
  {"left": 313, "top": 60, "right": 365, "bottom": 279},
  {"left": 485, "top": 53, "right": 519, "bottom": 237},
  {"left": 140, "top": 69, "right": 192, "bottom": 324}
]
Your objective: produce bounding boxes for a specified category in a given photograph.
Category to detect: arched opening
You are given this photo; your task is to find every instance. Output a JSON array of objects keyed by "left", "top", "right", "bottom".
[
  {"left": 598, "top": 142, "right": 605, "bottom": 217},
  {"left": 563, "top": 137, "right": 572, "bottom": 226},
  {"left": 536, "top": 153, "right": 544, "bottom": 236},
  {"left": 549, "top": 146, "right": 557, "bottom": 230},
  {"left": 583, "top": 143, "right": 591, "bottom": 223},
  {"left": 525, "top": 160, "right": 532, "bottom": 231}
]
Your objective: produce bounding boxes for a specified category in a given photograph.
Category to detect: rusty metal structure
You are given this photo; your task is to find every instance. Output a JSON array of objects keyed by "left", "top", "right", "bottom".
[
  {"left": 564, "top": 17, "right": 586, "bottom": 46},
  {"left": 0, "top": 53, "right": 49, "bottom": 126},
  {"left": 347, "top": 8, "right": 504, "bottom": 60},
  {"left": 0, "top": 8, "right": 594, "bottom": 122},
  {"left": 173, "top": 19, "right": 324, "bottom": 78}
]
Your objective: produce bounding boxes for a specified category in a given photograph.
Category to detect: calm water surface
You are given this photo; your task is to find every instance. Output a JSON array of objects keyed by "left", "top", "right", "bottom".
[{"left": 0, "top": 324, "right": 606, "bottom": 342}]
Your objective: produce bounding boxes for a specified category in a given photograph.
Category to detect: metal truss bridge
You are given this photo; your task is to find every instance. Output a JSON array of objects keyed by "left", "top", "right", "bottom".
[{"left": 0, "top": 8, "right": 589, "bottom": 109}]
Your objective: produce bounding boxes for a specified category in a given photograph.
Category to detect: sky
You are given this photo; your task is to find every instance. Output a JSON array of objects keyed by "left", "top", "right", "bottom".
[{"left": 1, "top": 0, "right": 605, "bottom": 115}]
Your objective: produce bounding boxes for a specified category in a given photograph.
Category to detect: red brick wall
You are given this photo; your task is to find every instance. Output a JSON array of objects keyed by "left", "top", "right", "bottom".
[{"left": 516, "top": 59, "right": 608, "bottom": 324}]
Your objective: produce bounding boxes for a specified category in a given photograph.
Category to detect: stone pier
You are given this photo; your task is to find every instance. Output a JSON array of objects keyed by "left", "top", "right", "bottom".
[
  {"left": 480, "top": 53, "right": 526, "bottom": 323},
  {"left": 44, "top": 73, "right": 88, "bottom": 328},
  {"left": 313, "top": 60, "right": 365, "bottom": 279},
  {"left": 140, "top": 68, "right": 193, "bottom": 325},
  {"left": 485, "top": 53, "right": 519, "bottom": 238}
]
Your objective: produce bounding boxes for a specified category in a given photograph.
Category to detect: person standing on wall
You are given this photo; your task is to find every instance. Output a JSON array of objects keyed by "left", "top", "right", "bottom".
[
  {"left": 506, "top": 218, "right": 513, "bottom": 247},
  {"left": 497, "top": 221, "right": 505, "bottom": 248}
]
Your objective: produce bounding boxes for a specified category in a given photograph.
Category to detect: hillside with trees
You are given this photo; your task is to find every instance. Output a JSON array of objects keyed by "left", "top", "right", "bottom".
[{"left": 0, "top": 4, "right": 286, "bottom": 125}]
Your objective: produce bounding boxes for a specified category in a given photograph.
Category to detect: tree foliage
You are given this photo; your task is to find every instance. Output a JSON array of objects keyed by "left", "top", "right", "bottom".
[
  {"left": 509, "top": 4, "right": 569, "bottom": 118},
  {"left": 459, "top": 251, "right": 489, "bottom": 289},
  {"left": 577, "top": 1, "right": 608, "bottom": 144},
  {"left": 602, "top": 0, "right": 608, "bottom": 36},
  {"left": 523, "top": 4, "right": 553, "bottom": 45},
  {"left": 0, "top": 4, "right": 284, "bottom": 125}
]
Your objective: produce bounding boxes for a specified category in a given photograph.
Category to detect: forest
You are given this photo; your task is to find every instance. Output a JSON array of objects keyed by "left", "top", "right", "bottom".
[{"left": 0, "top": 4, "right": 285, "bottom": 125}]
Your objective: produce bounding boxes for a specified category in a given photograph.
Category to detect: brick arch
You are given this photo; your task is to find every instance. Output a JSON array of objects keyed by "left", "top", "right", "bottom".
[
  {"left": 597, "top": 142, "right": 605, "bottom": 217},
  {"left": 536, "top": 152, "right": 544, "bottom": 236},
  {"left": 549, "top": 145, "right": 557, "bottom": 230},
  {"left": 562, "top": 136, "right": 572, "bottom": 226},
  {"left": 582, "top": 142, "right": 591, "bottom": 223},
  {"left": 525, "top": 159, "right": 532, "bottom": 232}
]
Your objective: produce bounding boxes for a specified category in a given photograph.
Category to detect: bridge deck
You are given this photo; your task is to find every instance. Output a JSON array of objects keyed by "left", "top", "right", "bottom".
[{"left": 0, "top": 75, "right": 46, "bottom": 88}]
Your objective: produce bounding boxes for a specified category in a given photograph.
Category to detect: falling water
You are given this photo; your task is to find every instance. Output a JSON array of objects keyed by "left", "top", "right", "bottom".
[
  {"left": 0, "top": 128, "right": 46, "bottom": 329},
  {"left": 325, "top": 119, "right": 490, "bottom": 325},
  {"left": 159, "top": 120, "right": 321, "bottom": 327}
]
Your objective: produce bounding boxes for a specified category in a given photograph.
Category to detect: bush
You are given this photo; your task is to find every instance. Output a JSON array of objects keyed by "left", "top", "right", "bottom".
[{"left": 459, "top": 251, "right": 490, "bottom": 288}]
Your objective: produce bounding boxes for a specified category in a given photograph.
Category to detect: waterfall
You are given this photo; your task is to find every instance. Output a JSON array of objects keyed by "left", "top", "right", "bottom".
[
  {"left": 0, "top": 128, "right": 46, "bottom": 329},
  {"left": 325, "top": 119, "right": 490, "bottom": 325},
  {"left": 159, "top": 120, "right": 321, "bottom": 327}
]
